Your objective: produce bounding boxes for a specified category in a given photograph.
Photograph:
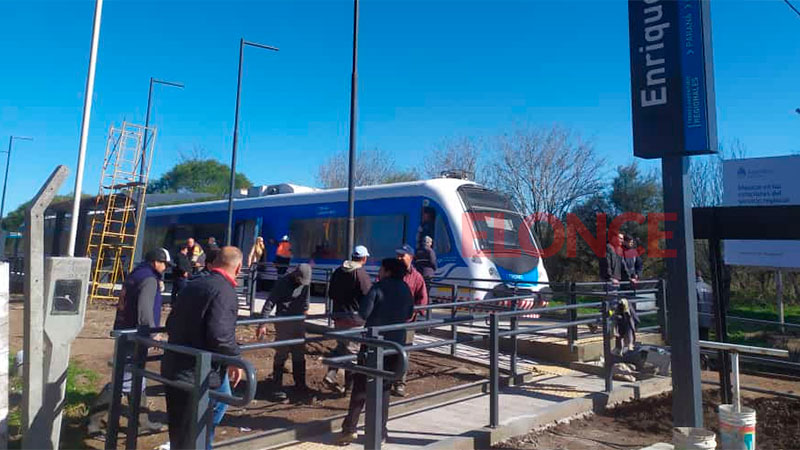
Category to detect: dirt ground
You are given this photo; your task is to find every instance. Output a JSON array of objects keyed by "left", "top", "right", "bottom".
[
  {"left": 494, "top": 378, "right": 800, "bottom": 450},
  {"left": 8, "top": 302, "right": 488, "bottom": 449}
]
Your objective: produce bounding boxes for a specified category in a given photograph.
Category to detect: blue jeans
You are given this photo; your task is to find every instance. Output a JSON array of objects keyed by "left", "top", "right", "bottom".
[{"left": 209, "top": 372, "right": 230, "bottom": 449}]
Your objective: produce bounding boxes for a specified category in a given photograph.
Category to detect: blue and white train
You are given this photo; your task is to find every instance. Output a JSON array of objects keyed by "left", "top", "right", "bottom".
[{"left": 143, "top": 177, "right": 549, "bottom": 305}]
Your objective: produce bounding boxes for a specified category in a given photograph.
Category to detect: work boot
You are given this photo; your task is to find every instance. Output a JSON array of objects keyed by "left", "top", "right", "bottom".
[
  {"left": 323, "top": 370, "right": 345, "bottom": 394},
  {"left": 270, "top": 369, "right": 288, "bottom": 402},
  {"left": 136, "top": 393, "right": 165, "bottom": 433},
  {"left": 391, "top": 382, "right": 407, "bottom": 397},
  {"left": 336, "top": 430, "right": 358, "bottom": 446}
]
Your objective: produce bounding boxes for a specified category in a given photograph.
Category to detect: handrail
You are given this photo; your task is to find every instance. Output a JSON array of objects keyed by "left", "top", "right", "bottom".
[
  {"left": 698, "top": 339, "right": 790, "bottom": 413},
  {"left": 698, "top": 340, "right": 789, "bottom": 358},
  {"left": 322, "top": 334, "right": 409, "bottom": 381},
  {"left": 131, "top": 335, "right": 258, "bottom": 407}
]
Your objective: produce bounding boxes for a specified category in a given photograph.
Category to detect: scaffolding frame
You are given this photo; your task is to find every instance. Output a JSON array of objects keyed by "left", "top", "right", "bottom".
[{"left": 86, "top": 122, "right": 156, "bottom": 302}]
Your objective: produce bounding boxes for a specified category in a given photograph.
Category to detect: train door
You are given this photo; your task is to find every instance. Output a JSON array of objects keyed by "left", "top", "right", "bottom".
[
  {"left": 235, "top": 219, "right": 258, "bottom": 256},
  {"left": 417, "top": 203, "right": 452, "bottom": 255}
]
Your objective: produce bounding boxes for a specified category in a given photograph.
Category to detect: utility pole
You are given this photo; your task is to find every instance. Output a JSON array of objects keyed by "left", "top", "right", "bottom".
[
  {"left": 346, "top": 0, "right": 360, "bottom": 256},
  {"left": 67, "top": 0, "right": 104, "bottom": 257},
  {"left": 1, "top": 136, "right": 33, "bottom": 224},
  {"left": 226, "top": 39, "right": 278, "bottom": 246}
]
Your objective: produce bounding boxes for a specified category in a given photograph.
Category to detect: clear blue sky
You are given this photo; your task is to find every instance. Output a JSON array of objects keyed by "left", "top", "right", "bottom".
[{"left": 1, "top": 0, "right": 798, "bottom": 214}]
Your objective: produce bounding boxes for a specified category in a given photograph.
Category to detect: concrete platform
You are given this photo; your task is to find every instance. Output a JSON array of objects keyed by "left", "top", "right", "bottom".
[{"left": 267, "top": 374, "right": 672, "bottom": 450}]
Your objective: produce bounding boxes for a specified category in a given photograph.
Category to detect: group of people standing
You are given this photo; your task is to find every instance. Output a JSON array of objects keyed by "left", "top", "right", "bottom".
[
  {"left": 101, "top": 232, "right": 439, "bottom": 448},
  {"left": 249, "top": 237, "right": 437, "bottom": 445},
  {"left": 599, "top": 231, "right": 645, "bottom": 354}
]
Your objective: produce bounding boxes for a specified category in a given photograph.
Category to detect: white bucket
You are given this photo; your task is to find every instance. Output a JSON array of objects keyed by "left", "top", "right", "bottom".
[
  {"left": 719, "top": 404, "right": 756, "bottom": 450},
  {"left": 672, "top": 427, "right": 717, "bottom": 450}
]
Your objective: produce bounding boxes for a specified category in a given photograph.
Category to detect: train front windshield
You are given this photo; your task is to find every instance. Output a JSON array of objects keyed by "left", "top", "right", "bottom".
[{"left": 458, "top": 185, "right": 540, "bottom": 276}]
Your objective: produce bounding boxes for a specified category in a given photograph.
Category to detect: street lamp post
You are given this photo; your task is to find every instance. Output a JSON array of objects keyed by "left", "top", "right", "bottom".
[
  {"left": 133, "top": 78, "right": 184, "bottom": 261},
  {"left": 346, "top": 0, "right": 360, "bottom": 258},
  {"left": 226, "top": 38, "right": 279, "bottom": 246},
  {"left": 141, "top": 78, "right": 184, "bottom": 179},
  {"left": 1, "top": 136, "right": 33, "bottom": 224}
]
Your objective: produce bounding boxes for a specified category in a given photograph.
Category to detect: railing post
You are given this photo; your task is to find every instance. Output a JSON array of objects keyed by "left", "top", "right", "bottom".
[
  {"left": 731, "top": 351, "right": 741, "bottom": 412},
  {"left": 601, "top": 300, "right": 613, "bottom": 393},
  {"left": 191, "top": 351, "right": 212, "bottom": 450},
  {"left": 450, "top": 284, "right": 458, "bottom": 356},
  {"left": 249, "top": 266, "right": 257, "bottom": 316},
  {"left": 509, "top": 283, "right": 519, "bottom": 381},
  {"left": 365, "top": 328, "right": 384, "bottom": 450},
  {"left": 489, "top": 313, "right": 500, "bottom": 428},
  {"left": 105, "top": 333, "right": 132, "bottom": 450},
  {"left": 125, "top": 328, "right": 148, "bottom": 450},
  {"left": 325, "top": 269, "right": 333, "bottom": 328},
  {"left": 568, "top": 282, "right": 578, "bottom": 353},
  {"left": 656, "top": 278, "right": 668, "bottom": 344}
]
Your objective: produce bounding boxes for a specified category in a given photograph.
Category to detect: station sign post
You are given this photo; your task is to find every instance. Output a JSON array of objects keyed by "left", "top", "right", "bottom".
[{"left": 628, "top": 0, "right": 717, "bottom": 428}]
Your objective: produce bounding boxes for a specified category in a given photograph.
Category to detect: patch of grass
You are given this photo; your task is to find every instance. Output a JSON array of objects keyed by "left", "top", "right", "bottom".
[
  {"left": 7, "top": 361, "right": 101, "bottom": 448},
  {"left": 64, "top": 364, "right": 101, "bottom": 419},
  {"left": 728, "top": 298, "right": 800, "bottom": 324}
]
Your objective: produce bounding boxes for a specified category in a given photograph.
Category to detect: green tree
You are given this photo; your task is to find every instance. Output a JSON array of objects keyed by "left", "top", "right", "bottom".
[
  {"left": 148, "top": 158, "right": 252, "bottom": 196},
  {"left": 1, "top": 194, "right": 90, "bottom": 230},
  {"left": 554, "top": 163, "right": 664, "bottom": 282}
]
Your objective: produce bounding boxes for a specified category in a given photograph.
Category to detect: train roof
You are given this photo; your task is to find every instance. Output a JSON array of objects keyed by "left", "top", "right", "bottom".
[{"left": 146, "top": 178, "right": 479, "bottom": 216}]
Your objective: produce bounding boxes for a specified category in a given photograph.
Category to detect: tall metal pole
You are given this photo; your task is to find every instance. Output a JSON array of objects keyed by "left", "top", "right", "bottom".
[
  {"left": 227, "top": 39, "right": 245, "bottom": 247},
  {"left": 226, "top": 39, "right": 278, "bottom": 246},
  {"left": 662, "top": 155, "right": 703, "bottom": 427},
  {"left": 141, "top": 78, "right": 155, "bottom": 181},
  {"left": 0, "top": 137, "right": 32, "bottom": 224},
  {"left": 140, "top": 78, "right": 183, "bottom": 180},
  {"left": 67, "top": 0, "right": 104, "bottom": 257},
  {"left": 133, "top": 78, "right": 182, "bottom": 262},
  {"left": 346, "top": 0, "right": 360, "bottom": 256},
  {"left": 1, "top": 137, "right": 12, "bottom": 224}
]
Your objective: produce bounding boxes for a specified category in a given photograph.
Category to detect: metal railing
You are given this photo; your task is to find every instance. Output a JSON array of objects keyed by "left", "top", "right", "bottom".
[
  {"left": 698, "top": 340, "right": 790, "bottom": 412},
  {"left": 105, "top": 276, "right": 664, "bottom": 450},
  {"left": 104, "top": 313, "right": 408, "bottom": 450}
]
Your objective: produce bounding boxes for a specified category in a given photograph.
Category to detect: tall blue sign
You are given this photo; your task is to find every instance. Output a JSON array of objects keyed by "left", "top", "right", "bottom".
[{"left": 628, "top": 0, "right": 717, "bottom": 158}]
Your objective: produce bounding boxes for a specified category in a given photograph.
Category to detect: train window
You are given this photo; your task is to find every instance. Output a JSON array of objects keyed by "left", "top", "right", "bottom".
[
  {"left": 289, "top": 217, "right": 347, "bottom": 260},
  {"left": 194, "top": 223, "right": 226, "bottom": 246},
  {"left": 169, "top": 225, "right": 195, "bottom": 251},
  {"left": 288, "top": 214, "right": 406, "bottom": 261},
  {"left": 142, "top": 226, "right": 169, "bottom": 253},
  {"left": 356, "top": 215, "right": 406, "bottom": 259},
  {"left": 416, "top": 206, "right": 436, "bottom": 246},
  {"left": 434, "top": 214, "right": 451, "bottom": 254}
]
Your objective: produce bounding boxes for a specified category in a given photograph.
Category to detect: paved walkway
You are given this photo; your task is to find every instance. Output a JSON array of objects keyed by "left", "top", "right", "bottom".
[{"left": 271, "top": 372, "right": 670, "bottom": 450}]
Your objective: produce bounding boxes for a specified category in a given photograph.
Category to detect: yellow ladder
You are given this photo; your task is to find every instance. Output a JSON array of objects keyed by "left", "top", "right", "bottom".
[{"left": 86, "top": 122, "right": 157, "bottom": 303}]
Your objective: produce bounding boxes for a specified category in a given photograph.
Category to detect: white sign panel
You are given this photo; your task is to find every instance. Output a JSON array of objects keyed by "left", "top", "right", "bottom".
[{"left": 722, "top": 156, "right": 800, "bottom": 268}]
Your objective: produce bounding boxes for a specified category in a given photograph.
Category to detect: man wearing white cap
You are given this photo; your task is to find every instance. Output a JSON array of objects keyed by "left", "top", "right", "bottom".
[{"left": 322, "top": 245, "right": 373, "bottom": 394}]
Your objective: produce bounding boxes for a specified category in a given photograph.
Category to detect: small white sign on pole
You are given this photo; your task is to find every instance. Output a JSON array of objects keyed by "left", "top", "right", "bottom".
[{"left": 722, "top": 155, "right": 800, "bottom": 268}]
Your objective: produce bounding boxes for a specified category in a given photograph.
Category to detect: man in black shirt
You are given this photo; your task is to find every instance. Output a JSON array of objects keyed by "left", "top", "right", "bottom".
[
  {"left": 414, "top": 235, "right": 438, "bottom": 282},
  {"left": 599, "top": 232, "right": 625, "bottom": 288},
  {"left": 161, "top": 246, "right": 246, "bottom": 449},
  {"left": 256, "top": 263, "right": 312, "bottom": 401},
  {"left": 171, "top": 246, "right": 192, "bottom": 302},
  {"left": 337, "top": 258, "right": 414, "bottom": 445}
]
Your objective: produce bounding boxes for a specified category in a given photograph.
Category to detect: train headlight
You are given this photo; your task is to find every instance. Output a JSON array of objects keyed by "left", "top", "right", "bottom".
[{"left": 488, "top": 267, "right": 497, "bottom": 277}]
